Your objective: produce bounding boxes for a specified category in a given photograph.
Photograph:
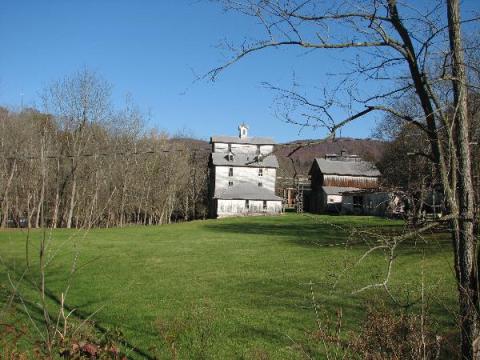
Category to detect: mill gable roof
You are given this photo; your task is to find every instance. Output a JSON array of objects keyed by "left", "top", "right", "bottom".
[
  {"left": 311, "top": 158, "right": 381, "bottom": 177},
  {"left": 210, "top": 135, "right": 275, "bottom": 145},
  {"left": 211, "top": 152, "right": 279, "bottom": 168},
  {"left": 214, "top": 182, "right": 282, "bottom": 201}
]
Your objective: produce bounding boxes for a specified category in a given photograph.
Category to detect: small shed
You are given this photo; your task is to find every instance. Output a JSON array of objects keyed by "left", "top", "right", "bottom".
[
  {"left": 341, "top": 189, "right": 398, "bottom": 216},
  {"left": 319, "top": 186, "right": 360, "bottom": 213}
]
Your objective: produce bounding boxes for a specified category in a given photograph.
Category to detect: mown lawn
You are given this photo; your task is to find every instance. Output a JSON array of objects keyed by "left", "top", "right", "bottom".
[{"left": 0, "top": 214, "right": 457, "bottom": 359}]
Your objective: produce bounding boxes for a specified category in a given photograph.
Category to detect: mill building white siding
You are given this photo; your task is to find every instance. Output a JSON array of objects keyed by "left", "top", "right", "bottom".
[{"left": 208, "top": 125, "right": 283, "bottom": 218}]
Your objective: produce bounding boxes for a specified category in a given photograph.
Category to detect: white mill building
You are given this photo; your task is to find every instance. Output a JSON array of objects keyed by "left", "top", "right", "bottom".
[{"left": 208, "top": 124, "right": 283, "bottom": 218}]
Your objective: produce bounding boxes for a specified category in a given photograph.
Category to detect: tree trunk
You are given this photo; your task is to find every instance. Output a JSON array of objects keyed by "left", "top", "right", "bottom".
[
  {"left": 447, "top": 0, "right": 479, "bottom": 358},
  {"left": 26, "top": 192, "right": 34, "bottom": 228},
  {"left": 1, "top": 160, "right": 16, "bottom": 227},
  {"left": 35, "top": 182, "right": 44, "bottom": 229},
  {"left": 52, "top": 158, "right": 61, "bottom": 229},
  {"left": 35, "top": 140, "right": 46, "bottom": 229},
  {"left": 184, "top": 194, "right": 189, "bottom": 221},
  {"left": 66, "top": 172, "right": 76, "bottom": 229}
]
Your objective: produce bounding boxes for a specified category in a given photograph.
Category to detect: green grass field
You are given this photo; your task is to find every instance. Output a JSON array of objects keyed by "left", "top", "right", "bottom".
[{"left": 0, "top": 214, "right": 457, "bottom": 359}]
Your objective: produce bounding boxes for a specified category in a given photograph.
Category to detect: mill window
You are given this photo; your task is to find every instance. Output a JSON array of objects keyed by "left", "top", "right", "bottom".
[
  {"left": 263, "top": 200, "right": 267, "bottom": 210},
  {"left": 258, "top": 168, "right": 263, "bottom": 176},
  {"left": 245, "top": 200, "right": 250, "bottom": 209},
  {"left": 228, "top": 181, "right": 234, "bottom": 187},
  {"left": 228, "top": 167, "right": 233, "bottom": 177},
  {"left": 258, "top": 182, "right": 263, "bottom": 187}
]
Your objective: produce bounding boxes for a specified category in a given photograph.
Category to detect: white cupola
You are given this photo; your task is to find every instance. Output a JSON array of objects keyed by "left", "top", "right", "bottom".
[{"left": 238, "top": 123, "right": 249, "bottom": 139}]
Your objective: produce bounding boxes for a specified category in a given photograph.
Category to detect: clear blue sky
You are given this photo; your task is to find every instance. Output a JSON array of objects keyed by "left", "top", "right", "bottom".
[{"left": 0, "top": 0, "right": 478, "bottom": 143}]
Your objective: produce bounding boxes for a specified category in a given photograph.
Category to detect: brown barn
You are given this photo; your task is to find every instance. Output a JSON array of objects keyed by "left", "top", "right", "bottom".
[{"left": 308, "top": 153, "right": 381, "bottom": 213}]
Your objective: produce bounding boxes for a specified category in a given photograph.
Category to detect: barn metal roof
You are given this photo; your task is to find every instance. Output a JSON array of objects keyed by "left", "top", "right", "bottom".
[
  {"left": 211, "top": 152, "right": 279, "bottom": 168},
  {"left": 210, "top": 135, "right": 276, "bottom": 145},
  {"left": 215, "top": 182, "right": 282, "bottom": 201},
  {"left": 322, "top": 186, "right": 360, "bottom": 195},
  {"left": 313, "top": 158, "right": 381, "bottom": 177}
]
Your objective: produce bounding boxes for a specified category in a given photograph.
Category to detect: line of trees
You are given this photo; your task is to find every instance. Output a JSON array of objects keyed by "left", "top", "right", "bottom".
[{"left": 0, "top": 69, "right": 209, "bottom": 229}]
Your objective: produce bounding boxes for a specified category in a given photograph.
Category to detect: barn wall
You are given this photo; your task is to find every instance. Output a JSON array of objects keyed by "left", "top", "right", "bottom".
[
  {"left": 327, "top": 195, "right": 342, "bottom": 203},
  {"left": 309, "top": 164, "right": 323, "bottom": 191},
  {"left": 308, "top": 191, "right": 322, "bottom": 213},
  {"left": 341, "top": 195, "right": 355, "bottom": 214},
  {"left": 215, "top": 166, "right": 276, "bottom": 192},
  {"left": 316, "top": 192, "right": 343, "bottom": 213},
  {"left": 341, "top": 192, "right": 391, "bottom": 216},
  {"left": 367, "top": 192, "right": 390, "bottom": 216},
  {"left": 323, "top": 175, "right": 378, "bottom": 188},
  {"left": 217, "top": 199, "right": 282, "bottom": 217},
  {"left": 308, "top": 164, "right": 322, "bottom": 213}
]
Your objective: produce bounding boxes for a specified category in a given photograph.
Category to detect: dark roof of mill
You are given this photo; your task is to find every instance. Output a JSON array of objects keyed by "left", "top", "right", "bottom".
[
  {"left": 311, "top": 158, "right": 381, "bottom": 177},
  {"left": 321, "top": 186, "right": 360, "bottom": 195},
  {"left": 211, "top": 152, "right": 279, "bottom": 168},
  {"left": 210, "top": 135, "right": 276, "bottom": 145},
  {"left": 214, "top": 182, "right": 282, "bottom": 201}
]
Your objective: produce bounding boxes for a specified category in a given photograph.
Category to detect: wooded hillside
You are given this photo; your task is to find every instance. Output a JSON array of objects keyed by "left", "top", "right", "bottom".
[{"left": 0, "top": 105, "right": 386, "bottom": 229}]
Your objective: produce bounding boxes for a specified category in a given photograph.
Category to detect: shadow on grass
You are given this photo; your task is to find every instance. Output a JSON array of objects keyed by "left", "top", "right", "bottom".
[
  {"left": 205, "top": 216, "right": 452, "bottom": 254},
  {"left": 1, "top": 261, "right": 156, "bottom": 360},
  {"left": 205, "top": 219, "right": 352, "bottom": 245}
]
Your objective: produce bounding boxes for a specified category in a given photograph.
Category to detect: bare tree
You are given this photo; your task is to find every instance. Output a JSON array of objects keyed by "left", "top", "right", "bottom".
[
  {"left": 0, "top": 68, "right": 210, "bottom": 230},
  {"left": 208, "top": 0, "right": 479, "bottom": 357},
  {"left": 42, "top": 68, "right": 112, "bottom": 228}
]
